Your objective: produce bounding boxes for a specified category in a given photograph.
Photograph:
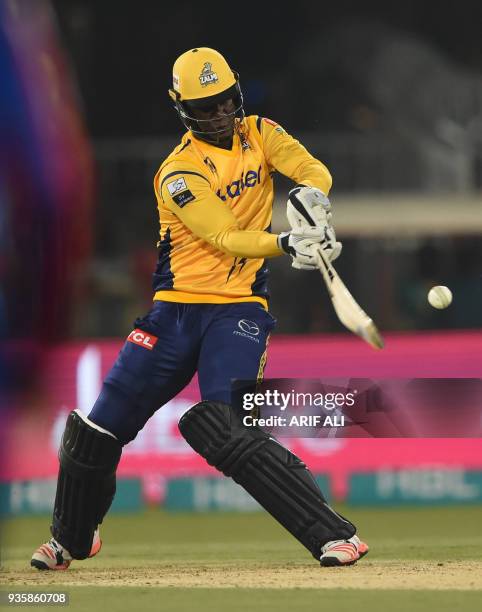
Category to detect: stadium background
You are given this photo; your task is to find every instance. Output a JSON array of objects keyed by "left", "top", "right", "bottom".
[{"left": 1, "top": 0, "right": 482, "bottom": 609}]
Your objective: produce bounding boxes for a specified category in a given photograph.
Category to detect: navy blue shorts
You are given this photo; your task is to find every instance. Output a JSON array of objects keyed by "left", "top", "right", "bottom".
[{"left": 88, "top": 301, "right": 276, "bottom": 444}]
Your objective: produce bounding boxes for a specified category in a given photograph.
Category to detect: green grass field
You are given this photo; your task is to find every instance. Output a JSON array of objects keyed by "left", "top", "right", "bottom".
[{"left": 1, "top": 506, "right": 482, "bottom": 611}]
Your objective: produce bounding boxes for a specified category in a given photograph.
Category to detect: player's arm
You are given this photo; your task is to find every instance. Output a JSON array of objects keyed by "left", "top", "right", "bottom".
[
  {"left": 158, "top": 168, "right": 324, "bottom": 261},
  {"left": 158, "top": 167, "right": 283, "bottom": 258},
  {"left": 258, "top": 117, "right": 332, "bottom": 194},
  {"left": 257, "top": 118, "right": 342, "bottom": 268}
]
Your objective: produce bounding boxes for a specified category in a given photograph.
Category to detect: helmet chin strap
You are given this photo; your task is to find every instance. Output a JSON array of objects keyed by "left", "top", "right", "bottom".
[
  {"left": 188, "top": 114, "right": 236, "bottom": 145},
  {"left": 193, "top": 128, "right": 233, "bottom": 146},
  {"left": 192, "top": 117, "right": 248, "bottom": 148}
]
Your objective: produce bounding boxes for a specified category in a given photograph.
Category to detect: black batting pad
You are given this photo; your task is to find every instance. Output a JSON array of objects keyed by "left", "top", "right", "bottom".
[
  {"left": 51, "top": 411, "right": 122, "bottom": 559},
  {"left": 179, "top": 401, "right": 355, "bottom": 558}
]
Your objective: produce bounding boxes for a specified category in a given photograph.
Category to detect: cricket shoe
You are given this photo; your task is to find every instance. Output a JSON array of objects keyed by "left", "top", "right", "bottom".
[
  {"left": 319, "top": 535, "right": 369, "bottom": 567},
  {"left": 30, "top": 529, "right": 102, "bottom": 571}
]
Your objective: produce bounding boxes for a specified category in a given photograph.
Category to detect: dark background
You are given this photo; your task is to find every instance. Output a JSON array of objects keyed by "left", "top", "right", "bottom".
[{"left": 52, "top": 0, "right": 482, "bottom": 137}]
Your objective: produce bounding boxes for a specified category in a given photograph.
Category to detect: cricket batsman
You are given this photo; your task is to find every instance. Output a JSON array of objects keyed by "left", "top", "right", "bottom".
[{"left": 31, "top": 48, "right": 368, "bottom": 570}]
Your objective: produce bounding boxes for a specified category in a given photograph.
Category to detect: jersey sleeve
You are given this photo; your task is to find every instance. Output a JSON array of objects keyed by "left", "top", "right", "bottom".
[
  {"left": 258, "top": 117, "right": 333, "bottom": 194},
  {"left": 157, "top": 163, "right": 283, "bottom": 258}
]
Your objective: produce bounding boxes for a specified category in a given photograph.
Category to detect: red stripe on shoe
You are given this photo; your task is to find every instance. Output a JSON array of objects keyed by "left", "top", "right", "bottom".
[
  {"left": 329, "top": 545, "right": 357, "bottom": 553},
  {"left": 44, "top": 547, "right": 56, "bottom": 560},
  {"left": 39, "top": 545, "right": 55, "bottom": 560}
]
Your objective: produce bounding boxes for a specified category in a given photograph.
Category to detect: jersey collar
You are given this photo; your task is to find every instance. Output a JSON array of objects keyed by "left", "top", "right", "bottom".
[{"left": 190, "top": 131, "right": 241, "bottom": 156}]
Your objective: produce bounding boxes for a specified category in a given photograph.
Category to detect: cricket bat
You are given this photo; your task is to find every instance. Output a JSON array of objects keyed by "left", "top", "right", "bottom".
[{"left": 315, "top": 246, "right": 384, "bottom": 350}]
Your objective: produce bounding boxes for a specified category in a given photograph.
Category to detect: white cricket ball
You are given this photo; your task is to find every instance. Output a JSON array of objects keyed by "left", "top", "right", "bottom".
[{"left": 428, "top": 285, "right": 452, "bottom": 309}]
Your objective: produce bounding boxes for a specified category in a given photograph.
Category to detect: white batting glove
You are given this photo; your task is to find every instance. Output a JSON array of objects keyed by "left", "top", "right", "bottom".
[
  {"left": 277, "top": 228, "right": 325, "bottom": 270},
  {"left": 287, "top": 185, "right": 342, "bottom": 265}
]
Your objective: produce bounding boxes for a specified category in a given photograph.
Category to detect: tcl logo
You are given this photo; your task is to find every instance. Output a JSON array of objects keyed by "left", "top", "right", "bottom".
[{"left": 127, "top": 329, "right": 158, "bottom": 350}]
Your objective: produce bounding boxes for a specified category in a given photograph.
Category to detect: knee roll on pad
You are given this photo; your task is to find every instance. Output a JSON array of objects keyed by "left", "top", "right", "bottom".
[
  {"left": 51, "top": 411, "right": 122, "bottom": 559},
  {"left": 179, "top": 401, "right": 355, "bottom": 558}
]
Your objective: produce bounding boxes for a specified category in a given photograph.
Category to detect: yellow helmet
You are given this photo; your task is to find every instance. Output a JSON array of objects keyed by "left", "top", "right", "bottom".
[
  {"left": 169, "top": 47, "right": 237, "bottom": 103},
  {"left": 168, "top": 47, "right": 244, "bottom": 141}
]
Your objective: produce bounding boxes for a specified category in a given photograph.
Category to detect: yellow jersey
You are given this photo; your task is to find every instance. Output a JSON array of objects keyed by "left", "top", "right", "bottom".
[{"left": 153, "top": 115, "right": 332, "bottom": 308}]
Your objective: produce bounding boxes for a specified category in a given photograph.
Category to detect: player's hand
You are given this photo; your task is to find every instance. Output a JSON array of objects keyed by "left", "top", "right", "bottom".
[
  {"left": 278, "top": 228, "right": 329, "bottom": 270},
  {"left": 286, "top": 185, "right": 342, "bottom": 265}
]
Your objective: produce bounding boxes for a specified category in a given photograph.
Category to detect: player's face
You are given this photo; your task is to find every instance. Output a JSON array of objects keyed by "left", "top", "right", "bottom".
[{"left": 190, "top": 98, "right": 236, "bottom": 144}]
